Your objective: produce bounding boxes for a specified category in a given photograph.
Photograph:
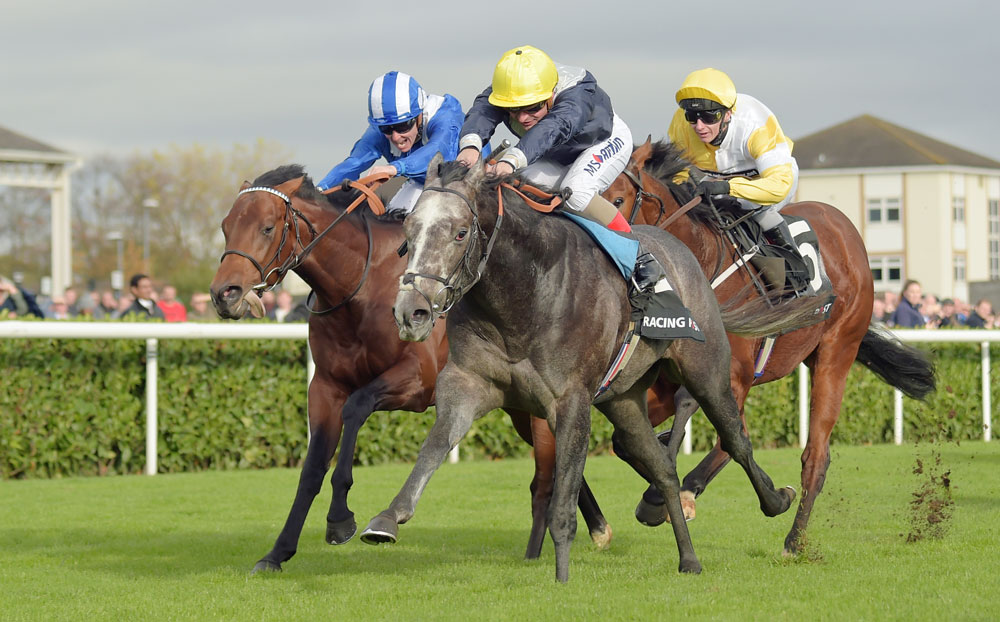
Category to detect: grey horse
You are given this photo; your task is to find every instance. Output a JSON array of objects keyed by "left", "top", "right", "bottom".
[{"left": 361, "top": 154, "right": 795, "bottom": 582}]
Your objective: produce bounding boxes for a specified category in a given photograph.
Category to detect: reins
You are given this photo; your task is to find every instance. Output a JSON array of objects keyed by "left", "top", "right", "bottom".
[{"left": 220, "top": 172, "right": 390, "bottom": 315}]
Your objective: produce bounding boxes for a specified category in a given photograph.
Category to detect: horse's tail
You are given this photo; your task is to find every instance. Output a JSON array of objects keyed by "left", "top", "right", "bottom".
[
  {"left": 718, "top": 294, "right": 829, "bottom": 338},
  {"left": 854, "top": 323, "right": 936, "bottom": 399}
]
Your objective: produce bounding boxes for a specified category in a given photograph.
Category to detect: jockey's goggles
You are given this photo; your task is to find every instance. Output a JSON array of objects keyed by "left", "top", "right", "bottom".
[
  {"left": 379, "top": 118, "right": 418, "bottom": 135},
  {"left": 684, "top": 109, "right": 725, "bottom": 125},
  {"left": 506, "top": 100, "right": 547, "bottom": 115}
]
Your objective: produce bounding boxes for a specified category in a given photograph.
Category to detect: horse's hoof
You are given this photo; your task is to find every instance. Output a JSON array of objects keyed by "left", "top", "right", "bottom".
[
  {"left": 678, "top": 558, "right": 702, "bottom": 574},
  {"left": 251, "top": 559, "right": 281, "bottom": 575},
  {"left": 680, "top": 490, "right": 697, "bottom": 521},
  {"left": 326, "top": 516, "right": 357, "bottom": 545},
  {"left": 635, "top": 498, "right": 666, "bottom": 527},
  {"left": 782, "top": 486, "right": 797, "bottom": 505},
  {"left": 360, "top": 513, "right": 398, "bottom": 545},
  {"left": 590, "top": 523, "right": 613, "bottom": 550}
]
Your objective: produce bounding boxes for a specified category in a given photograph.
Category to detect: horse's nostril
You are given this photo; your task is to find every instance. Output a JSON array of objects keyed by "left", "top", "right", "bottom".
[
  {"left": 411, "top": 309, "right": 430, "bottom": 325},
  {"left": 222, "top": 285, "right": 242, "bottom": 301}
]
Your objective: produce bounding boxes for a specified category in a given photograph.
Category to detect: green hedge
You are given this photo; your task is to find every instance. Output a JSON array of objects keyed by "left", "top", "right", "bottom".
[{"left": 0, "top": 328, "right": 991, "bottom": 479}]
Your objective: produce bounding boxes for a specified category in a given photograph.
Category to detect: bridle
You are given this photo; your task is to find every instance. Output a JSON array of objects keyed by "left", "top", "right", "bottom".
[
  {"left": 621, "top": 165, "right": 666, "bottom": 226},
  {"left": 219, "top": 183, "right": 374, "bottom": 316},
  {"left": 399, "top": 183, "right": 504, "bottom": 316}
]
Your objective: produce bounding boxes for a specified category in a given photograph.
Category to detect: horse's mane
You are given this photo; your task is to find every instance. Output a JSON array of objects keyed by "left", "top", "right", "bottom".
[
  {"left": 252, "top": 164, "right": 352, "bottom": 209},
  {"left": 642, "top": 141, "right": 720, "bottom": 224}
]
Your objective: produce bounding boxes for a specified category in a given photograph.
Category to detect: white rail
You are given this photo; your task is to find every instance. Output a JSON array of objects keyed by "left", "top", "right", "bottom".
[{"left": 0, "top": 323, "right": 994, "bottom": 474}]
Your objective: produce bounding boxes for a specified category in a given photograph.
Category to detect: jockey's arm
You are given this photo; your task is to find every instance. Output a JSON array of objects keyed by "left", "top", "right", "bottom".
[{"left": 316, "top": 127, "right": 383, "bottom": 191}]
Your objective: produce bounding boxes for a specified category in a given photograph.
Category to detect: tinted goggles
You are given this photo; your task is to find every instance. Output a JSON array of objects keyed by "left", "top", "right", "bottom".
[
  {"left": 379, "top": 118, "right": 418, "bottom": 135},
  {"left": 684, "top": 109, "right": 725, "bottom": 125},
  {"left": 507, "top": 101, "right": 547, "bottom": 115}
]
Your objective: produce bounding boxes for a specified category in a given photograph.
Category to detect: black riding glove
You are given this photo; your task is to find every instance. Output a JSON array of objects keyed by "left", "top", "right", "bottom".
[{"left": 696, "top": 179, "right": 730, "bottom": 198}]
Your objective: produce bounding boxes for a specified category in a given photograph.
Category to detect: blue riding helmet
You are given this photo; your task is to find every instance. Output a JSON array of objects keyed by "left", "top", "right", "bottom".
[{"left": 368, "top": 71, "right": 426, "bottom": 126}]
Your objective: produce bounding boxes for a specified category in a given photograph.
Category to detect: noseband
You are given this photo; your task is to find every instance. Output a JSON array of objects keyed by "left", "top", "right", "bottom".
[{"left": 400, "top": 184, "right": 503, "bottom": 316}]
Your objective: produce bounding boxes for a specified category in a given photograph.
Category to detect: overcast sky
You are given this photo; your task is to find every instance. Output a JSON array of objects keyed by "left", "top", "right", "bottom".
[{"left": 3, "top": 0, "right": 999, "bottom": 181}]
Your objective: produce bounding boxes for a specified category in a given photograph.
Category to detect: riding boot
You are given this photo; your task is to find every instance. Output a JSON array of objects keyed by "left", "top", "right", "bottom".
[
  {"left": 763, "top": 220, "right": 808, "bottom": 295},
  {"left": 629, "top": 250, "right": 669, "bottom": 306}
]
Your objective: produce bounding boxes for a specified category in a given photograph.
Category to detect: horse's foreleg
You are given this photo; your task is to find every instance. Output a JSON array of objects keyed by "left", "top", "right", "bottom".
[
  {"left": 326, "top": 379, "right": 388, "bottom": 545},
  {"left": 549, "top": 393, "right": 593, "bottom": 583},
  {"left": 361, "top": 366, "right": 499, "bottom": 545},
  {"left": 252, "top": 381, "right": 346, "bottom": 574},
  {"left": 784, "top": 349, "right": 855, "bottom": 555}
]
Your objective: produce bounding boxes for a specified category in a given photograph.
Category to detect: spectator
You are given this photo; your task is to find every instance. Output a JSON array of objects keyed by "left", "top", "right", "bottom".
[
  {"left": 0, "top": 275, "right": 45, "bottom": 318},
  {"left": 921, "top": 294, "right": 941, "bottom": 327},
  {"left": 93, "top": 290, "right": 119, "bottom": 319},
  {"left": 119, "top": 274, "right": 165, "bottom": 320},
  {"left": 872, "top": 297, "right": 888, "bottom": 325},
  {"left": 157, "top": 285, "right": 187, "bottom": 322},
  {"left": 47, "top": 295, "right": 72, "bottom": 320},
  {"left": 261, "top": 290, "right": 276, "bottom": 318},
  {"left": 268, "top": 290, "right": 295, "bottom": 323},
  {"left": 965, "top": 299, "right": 993, "bottom": 328},
  {"left": 889, "top": 279, "right": 924, "bottom": 328},
  {"left": 62, "top": 287, "right": 80, "bottom": 317},
  {"left": 188, "top": 292, "right": 217, "bottom": 321},
  {"left": 936, "top": 298, "right": 962, "bottom": 328},
  {"left": 76, "top": 290, "right": 97, "bottom": 318},
  {"left": 883, "top": 291, "right": 899, "bottom": 318}
]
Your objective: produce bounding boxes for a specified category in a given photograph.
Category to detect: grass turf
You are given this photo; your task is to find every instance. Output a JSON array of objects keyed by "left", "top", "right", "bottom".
[{"left": 1, "top": 442, "right": 998, "bottom": 621}]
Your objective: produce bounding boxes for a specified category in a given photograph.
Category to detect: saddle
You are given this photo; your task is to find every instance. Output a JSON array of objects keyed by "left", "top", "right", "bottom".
[{"left": 710, "top": 198, "right": 833, "bottom": 307}]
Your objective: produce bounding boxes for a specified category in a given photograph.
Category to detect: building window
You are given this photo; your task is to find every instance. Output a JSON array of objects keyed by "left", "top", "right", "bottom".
[
  {"left": 870, "top": 256, "right": 903, "bottom": 290},
  {"left": 953, "top": 196, "right": 966, "bottom": 223},
  {"left": 953, "top": 255, "right": 967, "bottom": 282},
  {"left": 867, "top": 197, "right": 901, "bottom": 224},
  {"left": 990, "top": 199, "right": 1000, "bottom": 279}
]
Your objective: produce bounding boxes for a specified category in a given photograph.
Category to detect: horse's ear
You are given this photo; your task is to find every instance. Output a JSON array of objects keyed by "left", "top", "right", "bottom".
[
  {"left": 464, "top": 153, "right": 485, "bottom": 186},
  {"left": 275, "top": 176, "right": 305, "bottom": 198},
  {"left": 643, "top": 135, "right": 652, "bottom": 148},
  {"left": 426, "top": 152, "right": 444, "bottom": 185},
  {"left": 239, "top": 180, "right": 252, "bottom": 191}
]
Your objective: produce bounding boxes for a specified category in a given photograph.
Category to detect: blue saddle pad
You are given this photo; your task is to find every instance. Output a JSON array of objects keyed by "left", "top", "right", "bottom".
[{"left": 561, "top": 212, "right": 639, "bottom": 280}]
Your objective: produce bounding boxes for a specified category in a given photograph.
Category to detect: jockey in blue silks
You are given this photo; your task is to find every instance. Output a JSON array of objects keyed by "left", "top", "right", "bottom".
[{"left": 316, "top": 71, "right": 464, "bottom": 217}]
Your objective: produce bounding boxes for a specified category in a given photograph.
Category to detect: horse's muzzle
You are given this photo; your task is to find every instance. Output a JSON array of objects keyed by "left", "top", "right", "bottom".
[
  {"left": 210, "top": 282, "right": 249, "bottom": 320},
  {"left": 393, "top": 290, "right": 434, "bottom": 342}
]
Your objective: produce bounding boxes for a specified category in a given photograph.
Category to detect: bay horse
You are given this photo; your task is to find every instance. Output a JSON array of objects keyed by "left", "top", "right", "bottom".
[
  {"left": 209, "top": 165, "right": 611, "bottom": 573},
  {"left": 361, "top": 154, "right": 797, "bottom": 582},
  {"left": 600, "top": 139, "right": 936, "bottom": 554}
]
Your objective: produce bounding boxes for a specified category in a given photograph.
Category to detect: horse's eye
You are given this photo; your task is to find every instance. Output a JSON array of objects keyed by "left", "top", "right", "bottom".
[
  {"left": 613, "top": 197, "right": 624, "bottom": 208},
  {"left": 456, "top": 229, "right": 468, "bottom": 241},
  {"left": 262, "top": 226, "right": 275, "bottom": 236}
]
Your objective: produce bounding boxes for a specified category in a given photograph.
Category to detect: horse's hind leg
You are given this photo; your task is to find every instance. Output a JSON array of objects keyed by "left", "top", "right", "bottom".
[
  {"left": 361, "top": 365, "right": 500, "bottom": 545},
  {"left": 784, "top": 344, "right": 857, "bottom": 555},
  {"left": 676, "top": 342, "right": 795, "bottom": 519},
  {"left": 598, "top": 390, "right": 701, "bottom": 574},
  {"left": 252, "top": 379, "right": 346, "bottom": 573}
]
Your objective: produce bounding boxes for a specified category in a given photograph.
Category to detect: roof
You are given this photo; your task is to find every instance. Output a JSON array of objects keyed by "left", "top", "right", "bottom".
[
  {"left": 0, "top": 124, "right": 67, "bottom": 155},
  {"left": 793, "top": 114, "right": 1000, "bottom": 171}
]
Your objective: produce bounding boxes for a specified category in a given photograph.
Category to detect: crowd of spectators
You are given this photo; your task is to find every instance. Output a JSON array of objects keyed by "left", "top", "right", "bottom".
[
  {"left": 873, "top": 279, "right": 998, "bottom": 329},
  {"left": 0, "top": 273, "right": 309, "bottom": 322}
]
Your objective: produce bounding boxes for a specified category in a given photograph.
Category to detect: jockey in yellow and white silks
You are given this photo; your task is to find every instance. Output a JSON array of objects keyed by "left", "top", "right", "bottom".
[{"left": 668, "top": 68, "right": 802, "bottom": 261}]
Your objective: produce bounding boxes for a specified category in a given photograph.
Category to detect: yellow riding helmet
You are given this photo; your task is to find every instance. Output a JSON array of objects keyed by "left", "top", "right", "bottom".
[
  {"left": 488, "top": 46, "right": 558, "bottom": 108},
  {"left": 675, "top": 68, "right": 737, "bottom": 110}
]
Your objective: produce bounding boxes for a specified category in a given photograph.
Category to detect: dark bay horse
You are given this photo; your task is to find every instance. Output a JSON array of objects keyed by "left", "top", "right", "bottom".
[
  {"left": 210, "top": 167, "right": 450, "bottom": 573},
  {"left": 361, "top": 154, "right": 796, "bottom": 582},
  {"left": 601, "top": 139, "right": 936, "bottom": 554},
  {"left": 209, "top": 165, "right": 610, "bottom": 572}
]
